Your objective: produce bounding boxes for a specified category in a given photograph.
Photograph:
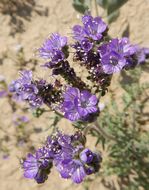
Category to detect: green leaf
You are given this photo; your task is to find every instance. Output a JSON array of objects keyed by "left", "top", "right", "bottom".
[
  {"left": 72, "top": 0, "right": 89, "bottom": 14},
  {"left": 107, "top": 0, "right": 128, "bottom": 14},
  {"left": 96, "top": 0, "right": 108, "bottom": 9},
  {"left": 97, "top": 0, "right": 128, "bottom": 23},
  {"left": 107, "top": 9, "right": 119, "bottom": 23}
]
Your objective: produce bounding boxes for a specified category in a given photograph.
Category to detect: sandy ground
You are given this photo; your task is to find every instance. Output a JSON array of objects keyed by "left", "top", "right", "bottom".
[{"left": 0, "top": 0, "right": 149, "bottom": 190}]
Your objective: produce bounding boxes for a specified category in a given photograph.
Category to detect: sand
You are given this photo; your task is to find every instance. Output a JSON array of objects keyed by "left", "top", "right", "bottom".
[{"left": 0, "top": 0, "right": 149, "bottom": 189}]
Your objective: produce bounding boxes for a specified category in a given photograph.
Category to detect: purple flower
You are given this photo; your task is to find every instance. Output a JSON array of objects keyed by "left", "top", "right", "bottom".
[
  {"left": 9, "top": 70, "right": 33, "bottom": 94},
  {"left": 80, "top": 148, "right": 94, "bottom": 164},
  {"left": 117, "top": 38, "right": 137, "bottom": 56},
  {"left": 72, "top": 15, "right": 107, "bottom": 54},
  {"left": 98, "top": 38, "right": 137, "bottom": 74},
  {"left": 9, "top": 70, "right": 43, "bottom": 108},
  {"left": 23, "top": 153, "right": 39, "bottom": 179},
  {"left": 38, "top": 33, "right": 67, "bottom": 63},
  {"left": 48, "top": 33, "right": 67, "bottom": 50},
  {"left": 22, "top": 131, "right": 102, "bottom": 184},
  {"left": 72, "top": 25, "right": 85, "bottom": 42},
  {"left": 82, "top": 15, "right": 107, "bottom": 41},
  {"left": 101, "top": 52, "right": 127, "bottom": 74},
  {"left": 53, "top": 131, "right": 101, "bottom": 184},
  {"left": 77, "top": 90, "right": 98, "bottom": 117},
  {"left": 81, "top": 39, "right": 93, "bottom": 52},
  {"left": 23, "top": 148, "right": 53, "bottom": 183},
  {"left": 62, "top": 87, "right": 98, "bottom": 121},
  {"left": 72, "top": 15, "right": 107, "bottom": 42},
  {"left": 136, "top": 47, "right": 149, "bottom": 64}
]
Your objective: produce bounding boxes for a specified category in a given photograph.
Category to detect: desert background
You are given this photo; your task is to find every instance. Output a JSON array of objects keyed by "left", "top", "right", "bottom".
[{"left": 0, "top": 0, "right": 149, "bottom": 190}]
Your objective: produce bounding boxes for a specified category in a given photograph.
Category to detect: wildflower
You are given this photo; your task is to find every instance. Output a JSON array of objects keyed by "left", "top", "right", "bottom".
[
  {"left": 62, "top": 87, "right": 99, "bottom": 121},
  {"left": 9, "top": 70, "right": 43, "bottom": 108},
  {"left": 22, "top": 131, "right": 102, "bottom": 184},
  {"left": 53, "top": 131, "right": 101, "bottom": 183},
  {"left": 72, "top": 14, "right": 107, "bottom": 42},
  {"left": 72, "top": 25, "right": 85, "bottom": 42},
  {"left": 9, "top": 70, "right": 63, "bottom": 109},
  {"left": 100, "top": 52, "right": 127, "bottom": 74},
  {"left": 82, "top": 15, "right": 107, "bottom": 41},
  {"left": 23, "top": 150, "right": 53, "bottom": 184},
  {"left": 136, "top": 47, "right": 149, "bottom": 64},
  {"left": 38, "top": 33, "right": 68, "bottom": 63},
  {"left": 80, "top": 39, "right": 93, "bottom": 52},
  {"left": 98, "top": 38, "right": 137, "bottom": 74}
]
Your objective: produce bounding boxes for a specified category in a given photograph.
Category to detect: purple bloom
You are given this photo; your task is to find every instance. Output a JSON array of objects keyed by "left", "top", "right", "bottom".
[
  {"left": 98, "top": 38, "right": 137, "bottom": 74},
  {"left": 9, "top": 70, "right": 43, "bottom": 108},
  {"left": 72, "top": 15, "right": 107, "bottom": 54},
  {"left": 136, "top": 47, "right": 149, "bottom": 64},
  {"left": 62, "top": 87, "right": 98, "bottom": 121},
  {"left": 38, "top": 33, "right": 67, "bottom": 63},
  {"left": 71, "top": 165, "right": 86, "bottom": 183},
  {"left": 81, "top": 39, "right": 93, "bottom": 52},
  {"left": 117, "top": 38, "right": 137, "bottom": 56},
  {"left": 82, "top": 15, "right": 107, "bottom": 41},
  {"left": 63, "top": 100, "right": 80, "bottom": 121},
  {"left": 77, "top": 90, "right": 98, "bottom": 117},
  {"left": 10, "top": 71, "right": 63, "bottom": 109},
  {"left": 72, "top": 25, "right": 85, "bottom": 42},
  {"left": 23, "top": 153, "right": 39, "bottom": 179},
  {"left": 72, "top": 15, "right": 107, "bottom": 42},
  {"left": 23, "top": 148, "right": 53, "bottom": 183},
  {"left": 80, "top": 148, "right": 94, "bottom": 164},
  {"left": 52, "top": 131, "right": 101, "bottom": 184},
  {"left": 22, "top": 131, "right": 102, "bottom": 184},
  {"left": 101, "top": 52, "right": 126, "bottom": 74}
]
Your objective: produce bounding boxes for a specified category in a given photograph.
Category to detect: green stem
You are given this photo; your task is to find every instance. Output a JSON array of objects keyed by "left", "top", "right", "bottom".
[
  {"left": 45, "top": 103, "right": 64, "bottom": 118},
  {"left": 94, "top": 0, "right": 99, "bottom": 16},
  {"left": 54, "top": 110, "right": 64, "bottom": 118},
  {"left": 93, "top": 124, "right": 116, "bottom": 141},
  {"left": 83, "top": 121, "right": 116, "bottom": 141}
]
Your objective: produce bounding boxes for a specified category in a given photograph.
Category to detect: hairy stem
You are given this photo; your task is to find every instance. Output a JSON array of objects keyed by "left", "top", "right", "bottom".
[
  {"left": 94, "top": 0, "right": 99, "bottom": 16},
  {"left": 93, "top": 124, "right": 116, "bottom": 141},
  {"left": 83, "top": 121, "right": 116, "bottom": 141}
]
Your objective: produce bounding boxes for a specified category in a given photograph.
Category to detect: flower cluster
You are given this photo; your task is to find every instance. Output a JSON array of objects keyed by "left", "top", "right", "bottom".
[
  {"left": 8, "top": 13, "right": 149, "bottom": 185},
  {"left": 39, "top": 35, "right": 88, "bottom": 90},
  {"left": 9, "top": 70, "right": 99, "bottom": 122},
  {"left": 9, "top": 70, "right": 62, "bottom": 109},
  {"left": 72, "top": 14, "right": 149, "bottom": 94},
  {"left": 23, "top": 131, "right": 102, "bottom": 184},
  {"left": 62, "top": 87, "right": 99, "bottom": 121}
]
